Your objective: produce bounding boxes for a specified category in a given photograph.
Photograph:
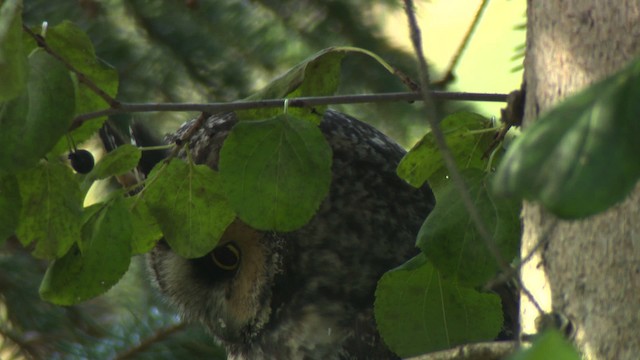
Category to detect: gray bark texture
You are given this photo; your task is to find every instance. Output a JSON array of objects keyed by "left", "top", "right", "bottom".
[{"left": 521, "top": 2, "right": 640, "bottom": 359}]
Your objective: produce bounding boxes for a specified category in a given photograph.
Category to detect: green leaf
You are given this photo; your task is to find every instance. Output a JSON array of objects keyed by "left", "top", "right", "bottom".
[
  {"left": 40, "top": 196, "right": 132, "bottom": 305},
  {"left": 241, "top": 47, "right": 346, "bottom": 122},
  {"left": 144, "top": 160, "right": 235, "bottom": 258},
  {"left": 493, "top": 57, "right": 640, "bottom": 218},
  {"left": 418, "top": 169, "right": 520, "bottom": 286},
  {"left": 398, "top": 111, "right": 495, "bottom": 189},
  {"left": 0, "top": 49, "right": 75, "bottom": 173},
  {"left": 0, "top": 174, "right": 21, "bottom": 241},
  {"left": 45, "top": 21, "right": 119, "bottom": 155},
  {"left": 125, "top": 196, "right": 162, "bottom": 255},
  {"left": 219, "top": 114, "right": 332, "bottom": 231},
  {"left": 16, "top": 160, "right": 82, "bottom": 259},
  {"left": 508, "top": 330, "right": 580, "bottom": 360},
  {"left": 0, "top": 0, "right": 27, "bottom": 101},
  {"left": 86, "top": 144, "right": 141, "bottom": 181},
  {"left": 375, "top": 254, "right": 503, "bottom": 358}
]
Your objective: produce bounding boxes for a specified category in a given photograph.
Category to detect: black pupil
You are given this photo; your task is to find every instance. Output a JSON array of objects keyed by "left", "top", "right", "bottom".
[{"left": 212, "top": 244, "right": 239, "bottom": 269}]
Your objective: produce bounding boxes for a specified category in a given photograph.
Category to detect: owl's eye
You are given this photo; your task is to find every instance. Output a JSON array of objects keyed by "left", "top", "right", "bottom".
[{"left": 211, "top": 242, "right": 240, "bottom": 271}]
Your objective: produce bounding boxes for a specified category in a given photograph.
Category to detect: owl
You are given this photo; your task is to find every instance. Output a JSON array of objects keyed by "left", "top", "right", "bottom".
[{"left": 147, "top": 110, "right": 435, "bottom": 359}]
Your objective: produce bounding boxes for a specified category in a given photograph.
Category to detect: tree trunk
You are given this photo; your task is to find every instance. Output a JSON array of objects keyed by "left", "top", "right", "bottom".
[{"left": 521, "top": 2, "right": 640, "bottom": 359}]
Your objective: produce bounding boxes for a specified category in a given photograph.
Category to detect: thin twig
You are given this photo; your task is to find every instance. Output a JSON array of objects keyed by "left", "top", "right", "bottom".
[
  {"left": 22, "top": 25, "right": 120, "bottom": 108},
  {"left": 114, "top": 322, "right": 188, "bottom": 360},
  {"left": 402, "top": 0, "right": 509, "bottom": 271},
  {"left": 71, "top": 91, "right": 508, "bottom": 129},
  {"left": 434, "top": 0, "right": 490, "bottom": 86}
]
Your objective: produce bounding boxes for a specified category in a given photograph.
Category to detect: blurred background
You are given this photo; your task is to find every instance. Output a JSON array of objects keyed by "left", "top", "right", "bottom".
[{"left": 2, "top": 0, "right": 524, "bottom": 358}]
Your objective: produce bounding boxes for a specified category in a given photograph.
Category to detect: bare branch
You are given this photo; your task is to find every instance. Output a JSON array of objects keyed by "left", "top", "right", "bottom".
[
  {"left": 71, "top": 91, "right": 508, "bottom": 128},
  {"left": 406, "top": 341, "right": 518, "bottom": 360},
  {"left": 114, "top": 322, "right": 188, "bottom": 360},
  {"left": 402, "top": 1, "right": 509, "bottom": 270}
]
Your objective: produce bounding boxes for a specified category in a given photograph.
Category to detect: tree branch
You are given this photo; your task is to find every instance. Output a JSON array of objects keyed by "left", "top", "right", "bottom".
[
  {"left": 402, "top": 0, "right": 509, "bottom": 270},
  {"left": 71, "top": 91, "right": 508, "bottom": 128},
  {"left": 22, "top": 24, "right": 120, "bottom": 108},
  {"left": 406, "top": 341, "right": 518, "bottom": 360}
]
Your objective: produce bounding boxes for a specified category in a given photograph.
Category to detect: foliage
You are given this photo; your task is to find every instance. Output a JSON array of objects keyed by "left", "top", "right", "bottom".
[
  {"left": 0, "top": 0, "right": 522, "bottom": 357},
  {"left": 374, "top": 254, "right": 503, "bottom": 358},
  {"left": 493, "top": 56, "right": 640, "bottom": 218},
  {"left": 507, "top": 331, "right": 581, "bottom": 360},
  {"left": 4, "top": 0, "right": 629, "bottom": 358}
]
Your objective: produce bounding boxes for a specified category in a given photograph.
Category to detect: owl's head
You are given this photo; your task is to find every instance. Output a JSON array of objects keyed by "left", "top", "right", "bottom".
[{"left": 148, "top": 220, "right": 286, "bottom": 344}]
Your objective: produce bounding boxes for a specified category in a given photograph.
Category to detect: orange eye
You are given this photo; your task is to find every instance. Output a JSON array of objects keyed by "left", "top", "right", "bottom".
[{"left": 211, "top": 242, "right": 241, "bottom": 271}]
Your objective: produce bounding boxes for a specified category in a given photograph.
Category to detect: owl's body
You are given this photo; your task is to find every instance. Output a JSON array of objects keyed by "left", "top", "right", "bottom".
[{"left": 149, "top": 110, "right": 435, "bottom": 359}]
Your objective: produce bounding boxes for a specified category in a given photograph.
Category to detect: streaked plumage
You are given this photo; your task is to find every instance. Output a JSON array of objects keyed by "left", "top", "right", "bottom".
[{"left": 149, "top": 110, "right": 435, "bottom": 359}]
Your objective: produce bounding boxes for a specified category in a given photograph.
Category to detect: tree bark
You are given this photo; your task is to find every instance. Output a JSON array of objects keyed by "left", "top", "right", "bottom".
[{"left": 521, "top": 2, "right": 640, "bottom": 359}]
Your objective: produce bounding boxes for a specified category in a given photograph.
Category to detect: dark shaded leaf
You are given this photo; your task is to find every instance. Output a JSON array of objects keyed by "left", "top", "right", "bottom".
[
  {"left": 0, "top": 0, "right": 27, "bottom": 101},
  {"left": 45, "top": 21, "right": 119, "bottom": 155},
  {"left": 0, "top": 49, "right": 75, "bottom": 173},
  {"left": 16, "top": 160, "right": 82, "bottom": 259},
  {"left": 418, "top": 169, "right": 520, "bottom": 286},
  {"left": 144, "top": 160, "right": 235, "bottom": 258},
  {"left": 0, "top": 174, "right": 21, "bottom": 241},
  {"left": 375, "top": 254, "right": 503, "bottom": 358},
  {"left": 39, "top": 196, "right": 132, "bottom": 305},
  {"left": 493, "top": 57, "right": 640, "bottom": 218},
  {"left": 219, "top": 114, "right": 332, "bottom": 231}
]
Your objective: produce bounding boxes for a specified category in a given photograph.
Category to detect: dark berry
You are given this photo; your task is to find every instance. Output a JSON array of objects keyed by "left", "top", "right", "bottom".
[{"left": 68, "top": 149, "right": 95, "bottom": 174}]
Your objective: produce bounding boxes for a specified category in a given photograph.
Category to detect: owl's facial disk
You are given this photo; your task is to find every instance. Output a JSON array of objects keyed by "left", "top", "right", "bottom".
[{"left": 149, "top": 221, "right": 282, "bottom": 343}]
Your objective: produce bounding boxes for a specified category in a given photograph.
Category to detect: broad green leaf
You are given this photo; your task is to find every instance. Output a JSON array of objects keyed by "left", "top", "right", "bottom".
[
  {"left": 398, "top": 111, "right": 495, "bottom": 189},
  {"left": 508, "top": 330, "right": 580, "bottom": 360},
  {"left": 240, "top": 46, "right": 398, "bottom": 122},
  {"left": 85, "top": 144, "right": 141, "bottom": 181},
  {"left": 0, "top": 49, "right": 75, "bottom": 173},
  {"left": 125, "top": 196, "right": 162, "bottom": 254},
  {"left": 0, "top": 174, "right": 21, "bottom": 241},
  {"left": 45, "top": 21, "right": 119, "bottom": 155},
  {"left": 0, "top": 0, "right": 27, "bottom": 101},
  {"left": 40, "top": 196, "right": 132, "bottom": 305},
  {"left": 375, "top": 254, "right": 503, "bottom": 358},
  {"left": 144, "top": 160, "right": 235, "bottom": 258},
  {"left": 493, "top": 57, "right": 640, "bottom": 218},
  {"left": 241, "top": 48, "right": 345, "bottom": 122},
  {"left": 219, "top": 114, "right": 332, "bottom": 231},
  {"left": 418, "top": 169, "right": 520, "bottom": 286},
  {"left": 16, "top": 160, "right": 82, "bottom": 259}
]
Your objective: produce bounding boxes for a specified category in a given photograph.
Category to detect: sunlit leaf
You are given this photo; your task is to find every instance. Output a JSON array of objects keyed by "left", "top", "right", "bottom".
[
  {"left": 16, "top": 160, "right": 82, "bottom": 259},
  {"left": 398, "top": 111, "right": 495, "bottom": 189},
  {"left": 375, "top": 254, "right": 503, "bottom": 358},
  {"left": 494, "top": 57, "right": 640, "bottom": 218},
  {"left": 219, "top": 114, "right": 332, "bottom": 231},
  {"left": 40, "top": 196, "right": 132, "bottom": 305},
  {"left": 0, "top": 49, "right": 75, "bottom": 173},
  {"left": 418, "top": 169, "right": 520, "bottom": 286},
  {"left": 0, "top": 0, "right": 27, "bottom": 101},
  {"left": 144, "top": 160, "right": 235, "bottom": 258},
  {"left": 508, "top": 330, "right": 580, "bottom": 360}
]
